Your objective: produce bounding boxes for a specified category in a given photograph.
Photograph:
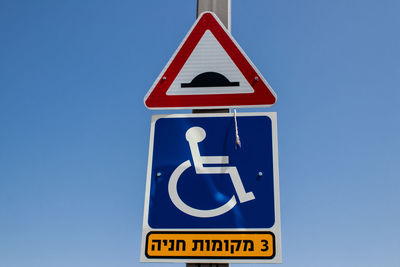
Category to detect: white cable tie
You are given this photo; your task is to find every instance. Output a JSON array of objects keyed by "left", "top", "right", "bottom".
[{"left": 234, "top": 109, "right": 241, "bottom": 149}]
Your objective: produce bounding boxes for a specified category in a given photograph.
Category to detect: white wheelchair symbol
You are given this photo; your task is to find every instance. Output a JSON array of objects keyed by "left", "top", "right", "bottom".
[{"left": 168, "top": 126, "right": 255, "bottom": 218}]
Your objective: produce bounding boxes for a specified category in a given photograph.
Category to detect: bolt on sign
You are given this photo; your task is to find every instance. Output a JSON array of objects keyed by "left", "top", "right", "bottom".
[{"left": 140, "top": 113, "right": 281, "bottom": 263}]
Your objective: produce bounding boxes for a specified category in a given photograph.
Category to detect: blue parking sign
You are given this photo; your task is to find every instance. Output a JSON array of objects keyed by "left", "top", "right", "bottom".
[{"left": 141, "top": 113, "right": 281, "bottom": 263}]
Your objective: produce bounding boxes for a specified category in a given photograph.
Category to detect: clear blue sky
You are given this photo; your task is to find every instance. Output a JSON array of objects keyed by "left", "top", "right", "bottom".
[{"left": 1, "top": 0, "right": 399, "bottom": 266}]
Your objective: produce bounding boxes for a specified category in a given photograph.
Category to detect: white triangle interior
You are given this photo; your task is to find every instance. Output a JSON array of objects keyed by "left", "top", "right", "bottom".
[{"left": 166, "top": 30, "right": 254, "bottom": 95}]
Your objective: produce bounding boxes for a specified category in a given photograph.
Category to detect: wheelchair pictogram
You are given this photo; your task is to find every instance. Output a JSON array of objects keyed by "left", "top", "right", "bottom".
[{"left": 168, "top": 126, "right": 255, "bottom": 218}]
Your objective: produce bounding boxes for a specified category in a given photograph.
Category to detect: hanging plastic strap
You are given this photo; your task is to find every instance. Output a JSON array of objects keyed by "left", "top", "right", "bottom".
[{"left": 234, "top": 109, "right": 241, "bottom": 149}]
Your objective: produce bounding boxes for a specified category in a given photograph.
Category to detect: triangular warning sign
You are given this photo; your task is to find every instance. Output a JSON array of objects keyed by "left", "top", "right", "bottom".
[{"left": 144, "top": 12, "right": 277, "bottom": 110}]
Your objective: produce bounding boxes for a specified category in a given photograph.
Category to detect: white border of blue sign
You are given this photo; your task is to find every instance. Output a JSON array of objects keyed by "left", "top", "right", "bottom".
[{"left": 140, "top": 112, "right": 281, "bottom": 263}]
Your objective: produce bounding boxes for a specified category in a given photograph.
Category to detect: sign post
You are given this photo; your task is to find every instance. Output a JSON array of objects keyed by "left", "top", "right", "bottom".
[
  {"left": 140, "top": 0, "right": 281, "bottom": 265},
  {"left": 192, "top": 3, "right": 230, "bottom": 266},
  {"left": 192, "top": 2, "right": 230, "bottom": 266}
]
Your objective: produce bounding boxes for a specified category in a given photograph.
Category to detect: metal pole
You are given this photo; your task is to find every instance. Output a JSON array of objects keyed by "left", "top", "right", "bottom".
[
  {"left": 188, "top": 3, "right": 230, "bottom": 267},
  {"left": 197, "top": 0, "right": 231, "bottom": 31},
  {"left": 187, "top": 264, "right": 229, "bottom": 267}
]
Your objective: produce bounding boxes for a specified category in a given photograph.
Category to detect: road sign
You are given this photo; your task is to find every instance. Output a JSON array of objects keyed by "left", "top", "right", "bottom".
[
  {"left": 141, "top": 113, "right": 281, "bottom": 263},
  {"left": 144, "top": 12, "right": 277, "bottom": 110}
]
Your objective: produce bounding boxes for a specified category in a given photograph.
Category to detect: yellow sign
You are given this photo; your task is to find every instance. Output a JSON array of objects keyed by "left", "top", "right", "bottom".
[{"left": 145, "top": 231, "right": 275, "bottom": 259}]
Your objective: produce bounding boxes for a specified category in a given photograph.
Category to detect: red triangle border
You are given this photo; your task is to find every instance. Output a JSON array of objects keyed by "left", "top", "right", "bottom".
[{"left": 144, "top": 12, "right": 276, "bottom": 109}]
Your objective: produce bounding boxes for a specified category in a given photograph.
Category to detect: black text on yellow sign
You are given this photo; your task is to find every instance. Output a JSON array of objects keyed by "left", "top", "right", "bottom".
[{"left": 145, "top": 231, "right": 275, "bottom": 259}]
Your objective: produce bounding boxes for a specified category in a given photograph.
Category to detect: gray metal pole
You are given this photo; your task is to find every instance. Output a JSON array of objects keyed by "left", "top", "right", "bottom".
[
  {"left": 197, "top": 0, "right": 231, "bottom": 30},
  {"left": 188, "top": 2, "right": 230, "bottom": 266},
  {"left": 187, "top": 264, "right": 229, "bottom": 267}
]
